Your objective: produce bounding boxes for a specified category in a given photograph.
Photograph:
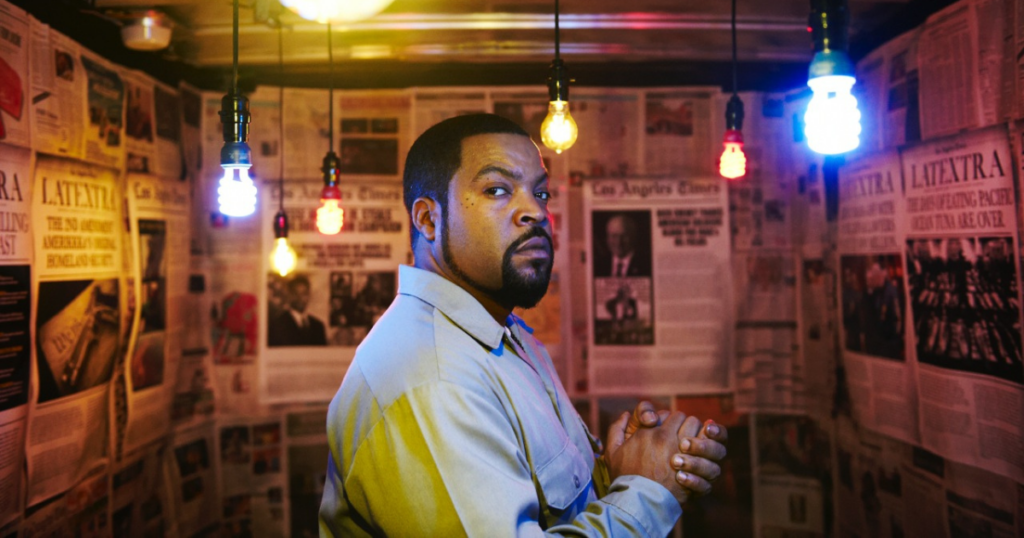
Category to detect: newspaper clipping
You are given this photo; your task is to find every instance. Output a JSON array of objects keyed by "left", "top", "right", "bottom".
[
  {"left": 837, "top": 149, "right": 919, "bottom": 445},
  {"left": 0, "top": 2, "right": 30, "bottom": 148},
  {"left": 901, "top": 125, "right": 1023, "bottom": 483},
  {"left": 80, "top": 51, "right": 124, "bottom": 170},
  {"left": 27, "top": 155, "right": 122, "bottom": 504},
  {"left": 29, "top": 22, "right": 85, "bottom": 159},
  {"left": 0, "top": 143, "right": 30, "bottom": 526},
  {"left": 584, "top": 178, "right": 731, "bottom": 394},
  {"left": 260, "top": 180, "right": 409, "bottom": 403},
  {"left": 217, "top": 415, "right": 288, "bottom": 537}
]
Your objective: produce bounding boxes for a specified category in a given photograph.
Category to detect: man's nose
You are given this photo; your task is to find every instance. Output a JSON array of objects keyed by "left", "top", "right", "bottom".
[{"left": 514, "top": 190, "right": 548, "bottom": 226}]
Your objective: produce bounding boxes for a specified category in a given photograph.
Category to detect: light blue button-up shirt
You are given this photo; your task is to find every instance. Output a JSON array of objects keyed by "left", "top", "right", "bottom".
[{"left": 319, "top": 265, "right": 682, "bottom": 537}]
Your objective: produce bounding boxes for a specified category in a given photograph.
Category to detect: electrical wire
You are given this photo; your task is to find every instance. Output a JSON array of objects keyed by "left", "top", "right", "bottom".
[
  {"left": 278, "top": 22, "right": 285, "bottom": 213},
  {"left": 554, "top": 0, "right": 560, "bottom": 61},
  {"left": 328, "top": 22, "right": 334, "bottom": 153},
  {"left": 731, "top": 0, "right": 737, "bottom": 97},
  {"left": 232, "top": 0, "right": 239, "bottom": 95}
]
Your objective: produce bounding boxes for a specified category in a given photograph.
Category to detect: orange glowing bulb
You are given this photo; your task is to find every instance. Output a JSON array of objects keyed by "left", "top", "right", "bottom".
[
  {"left": 719, "top": 129, "right": 746, "bottom": 179},
  {"left": 317, "top": 199, "right": 344, "bottom": 235}
]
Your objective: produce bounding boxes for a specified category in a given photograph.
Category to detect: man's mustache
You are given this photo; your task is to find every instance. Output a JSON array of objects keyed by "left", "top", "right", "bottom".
[{"left": 508, "top": 227, "right": 554, "bottom": 255}]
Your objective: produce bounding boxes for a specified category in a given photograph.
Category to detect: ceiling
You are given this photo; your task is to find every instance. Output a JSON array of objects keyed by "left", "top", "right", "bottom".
[{"left": 17, "top": 0, "right": 952, "bottom": 91}]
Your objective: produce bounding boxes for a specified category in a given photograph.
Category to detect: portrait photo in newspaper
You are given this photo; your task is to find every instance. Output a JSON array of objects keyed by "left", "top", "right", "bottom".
[
  {"left": 266, "top": 273, "right": 327, "bottom": 347},
  {"left": 35, "top": 278, "right": 119, "bottom": 402},
  {"left": 840, "top": 254, "right": 905, "bottom": 361},
  {"left": 591, "top": 210, "right": 653, "bottom": 345},
  {"left": 327, "top": 270, "right": 396, "bottom": 347},
  {"left": 905, "top": 236, "right": 1022, "bottom": 382}
]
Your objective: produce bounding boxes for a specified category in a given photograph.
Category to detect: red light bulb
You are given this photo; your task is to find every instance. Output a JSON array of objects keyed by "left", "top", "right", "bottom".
[
  {"left": 719, "top": 129, "right": 746, "bottom": 179},
  {"left": 317, "top": 185, "right": 344, "bottom": 235}
]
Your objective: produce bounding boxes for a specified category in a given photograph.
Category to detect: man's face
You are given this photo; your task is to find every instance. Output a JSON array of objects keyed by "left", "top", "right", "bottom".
[
  {"left": 440, "top": 133, "right": 553, "bottom": 309},
  {"left": 606, "top": 216, "right": 635, "bottom": 258},
  {"left": 290, "top": 283, "right": 310, "bottom": 313}
]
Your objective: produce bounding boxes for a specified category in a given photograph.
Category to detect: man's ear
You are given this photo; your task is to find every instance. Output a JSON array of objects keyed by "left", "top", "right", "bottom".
[{"left": 411, "top": 197, "right": 439, "bottom": 241}]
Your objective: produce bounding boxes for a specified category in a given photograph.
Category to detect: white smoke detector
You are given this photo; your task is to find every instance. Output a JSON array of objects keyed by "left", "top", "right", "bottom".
[{"left": 121, "top": 11, "right": 172, "bottom": 51}]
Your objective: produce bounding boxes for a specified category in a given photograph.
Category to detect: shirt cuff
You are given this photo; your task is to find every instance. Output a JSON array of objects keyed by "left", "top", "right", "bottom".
[{"left": 600, "top": 474, "right": 682, "bottom": 537}]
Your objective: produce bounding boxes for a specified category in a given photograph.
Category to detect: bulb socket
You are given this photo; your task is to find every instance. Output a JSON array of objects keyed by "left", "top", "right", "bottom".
[
  {"left": 725, "top": 94, "right": 745, "bottom": 131},
  {"left": 220, "top": 141, "right": 252, "bottom": 168},
  {"left": 808, "top": 0, "right": 849, "bottom": 55},
  {"left": 723, "top": 129, "right": 744, "bottom": 144},
  {"left": 547, "top": 58, "right": 570, "bottom": 102},
  {"left": 219, "top": 91, "right": 251, "bottom": 144},
  {"left": 273, "top": 210, "right": 289, "bottom": 239},
  {"left": 321, "top": 151, "right": 341, "bottom": 187}
]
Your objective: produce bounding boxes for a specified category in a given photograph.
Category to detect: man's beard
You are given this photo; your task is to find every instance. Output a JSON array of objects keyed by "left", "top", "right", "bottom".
[{"left": 441, "top": 207, "right": 553, "bottom": 310}]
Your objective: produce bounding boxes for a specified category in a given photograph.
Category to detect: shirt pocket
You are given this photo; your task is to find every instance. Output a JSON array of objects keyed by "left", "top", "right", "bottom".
[{"left": 535, "top": 437, "right": 592, "bottom": 511}]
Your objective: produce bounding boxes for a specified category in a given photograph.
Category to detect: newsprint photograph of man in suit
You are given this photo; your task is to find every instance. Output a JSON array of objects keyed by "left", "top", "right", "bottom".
[{"left": 267, "top": 274, "right": 327, "bottom": 347}]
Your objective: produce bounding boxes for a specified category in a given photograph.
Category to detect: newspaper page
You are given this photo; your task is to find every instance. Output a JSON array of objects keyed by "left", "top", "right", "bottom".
[
  {"left": 217, "top": 415, "right": 288, "bottom": 538},
  {"left": 260, "top": 180, "right": 409, "bottom": 403},
  {"left": 974, "top": 0, "right": 1017, "bottom": 124},
  {"left": 565, "top": 90, "right": 641, "bottom": 180},
  {"left": 247, "top": 86, "right": 283, "bottom": 184},
  {"left": 122, "top": 70, "right": 157, "bottom": 177},
  {"left": 178, "top": 83, "right": 204, "bottom": 252},
  {"left": 21, "top": 472, "right": 110, "bottom": 536},
  {"left": 27, "top": 155, "right": 122, "bottom": 504},
  {"left": 121, "top": 172, "right": 190, "bottom": 453},
  {"left": 734, "top": 250, "right": 801, "bottom": 412},
  {"left": 173, "top": 259, "right": 215, "bottom": 431},
  {"left": 855, "top": 29, "right": 921, "bottom": 153},
  {"left": 584, "top": 178, "right": 731, "bottom": 394},
  {"left": 901, "top": 125, "right": 1024, "bottom": 483},
  {"left": 337, "top": 91, "right": 410, "bottom": 184},
  {"left": 285, "top": 405, "right": 329, "bottom": 538},
  {"left": 836, "top": 149, "right": 920, "bottom": 445},
  {"left": 111, "top": 441, "right": 168, "bottom": 537},
  {"left": 0, "top": 142, "right": 30, "bottom": 527},
  {"left": 164, "top": 421, "right": 219, "bottom": 537},
  {"left": 29, "top": 22, "right": 84, "bottom": 159},
  {"left": 0, "top": 2, "right": 30, "bottom": 148},
  {"left": 410, "top": 88, "right": 487, "bottom": 138},
  {"left": 751, "top": 413, "right": 832, "bottom": 538},
  {"left": 642, "top": 89, "right": 715, "bottom": 177},
  {"left": 833, "top": 416, "right": 911, "bottom": 538},
  {"left": 917, "top": 1, "right": 982, "bottom": 140},
  {"left": 80, "top": 50, "right": 124, "bottom": 170},
  {"left": 280, "top": 88, "right": 328, "bottom": 180},
  {"left": 152, "top": 81, "right": 182, "bottom": 182}
]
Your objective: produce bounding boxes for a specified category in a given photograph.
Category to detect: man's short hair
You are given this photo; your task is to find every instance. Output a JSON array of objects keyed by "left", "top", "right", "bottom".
[
  {"left": 288, "top": 275, "right": 311, "bottom": 291},
  {"left": 403, "top": 113, "right": 530, "bottom": 244}
]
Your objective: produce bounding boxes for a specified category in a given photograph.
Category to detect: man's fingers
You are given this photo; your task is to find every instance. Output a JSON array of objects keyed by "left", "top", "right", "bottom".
[
  {"left": 677, "top": 415, "right": 702, "bottom": 440},
  {"left": 674, "top": 471, "right": 713, "bottom": 497},
  {"left": 699, "top": 420, "right": 728, "bottom": 443},
  {"left": 625, "top": 401, "right": 660, "bottom": 437},
  {"left": 671, "top": 454, "right": 721, "bottom": 482},
  {"left": 678, "top": 437, "right": 727, "bottom": 461},
  {"left": 659, "top": 411, "right": 687, "bottom": 434},
  {"left": 606, "top": 411, "right": 630, "bottom": 453},
  {"left": 657, "top": 410, "right": 671, "bottom": 424}
]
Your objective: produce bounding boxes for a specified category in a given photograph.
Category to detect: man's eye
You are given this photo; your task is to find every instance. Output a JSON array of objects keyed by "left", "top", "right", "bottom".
[
  {"left": 535, "top": 191, "right": 551, "bottom": 201},
  {"left": 485, "top": 186, "right": 510, "bottom": 196}
]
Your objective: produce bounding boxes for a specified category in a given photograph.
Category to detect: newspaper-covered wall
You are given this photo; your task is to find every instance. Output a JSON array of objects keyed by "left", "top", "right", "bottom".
[
  {"left": 0, "top": 143, "right": 30, "bottom": 527},
  {"left": 584, "top": 178, "right": 731, "bottom": 394},
  {"left": 216, "top": 415, "right": 288, "bottom": 537},
  {"left": 259, "top": 180, "right": 409, "bottom": 403}
]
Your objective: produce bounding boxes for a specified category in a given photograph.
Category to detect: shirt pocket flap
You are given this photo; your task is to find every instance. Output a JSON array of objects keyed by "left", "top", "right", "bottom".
[{"left": 536, "top": 439, "right": 592, "bottom": 511}]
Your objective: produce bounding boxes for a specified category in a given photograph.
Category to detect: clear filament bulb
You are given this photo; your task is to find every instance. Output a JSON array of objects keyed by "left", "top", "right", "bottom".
[
  {"left": 317, "top": 199, "right": 344, "bottom": 235},
  {"left": 804, "top": 75, "right": 862, "bottom": 155},
  {"left": 540, "top": 100, "right": 578, "bottom": 155},
  {"left": 218, "top": 165, "right": 257, "bottom": 217},
  {"left": 270, "top": 237, "right": 298, "bottom": 277},
  {"left": 719, "top": 141, "right": 746, "bottom": 179}
]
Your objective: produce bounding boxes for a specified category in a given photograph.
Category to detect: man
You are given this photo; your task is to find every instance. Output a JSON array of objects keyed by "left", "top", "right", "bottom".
[
  {"left": 593, "top": 213, "right": 652, "bottom": 277},
  {"left": 268, "top": 275, "right": 327, "bottom": 347},
  {"left": 605, "top": 284, "right": 638, "bottom": 321},
  {"left": 320, "top": 114, "right": 727, "bottom": 536}
]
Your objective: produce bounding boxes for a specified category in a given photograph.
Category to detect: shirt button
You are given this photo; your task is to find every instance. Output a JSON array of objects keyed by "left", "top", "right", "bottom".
[{"left": 573, "top": 475, "right": 580, "bottom": 488}]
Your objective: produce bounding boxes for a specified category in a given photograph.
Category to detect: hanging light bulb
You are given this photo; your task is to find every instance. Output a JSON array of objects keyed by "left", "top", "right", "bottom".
[
  {"left": 804, "top": 0, "right": 860, "bottom": 155},
  {"left": 317, "top": 152, "right": 345, "bottom": 235},
  {"left": 217, "top": 0, "right": 256, "bottom": 217},
  {"left": 540, "top": 0, "right": 577, "bottom": 154},
  {"left": 719, "top": 0, "right": 746, "bottom": 180},
  {"left": 280, "top": 0, "right": 394, "bottom": 23},
  {"left": 270, "top": 211, "right": 298, "bottom": 276}
]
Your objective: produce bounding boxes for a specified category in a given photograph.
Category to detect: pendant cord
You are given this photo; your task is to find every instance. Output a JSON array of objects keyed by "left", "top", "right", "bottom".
[
  {"left": 731, "top": 0, "right": 738, "bottom": 97},
  {"left": 278, "top": 23, "right": 285, "bottom": 213},
  {"left": 554, "top": 0, "right": 560, "bottom": 60},
  {"left": 232, "top": 0, "right": 239, "bottom": 95},
  {"left": 328, "top": 22, "right": 334, "bottom": 153}
]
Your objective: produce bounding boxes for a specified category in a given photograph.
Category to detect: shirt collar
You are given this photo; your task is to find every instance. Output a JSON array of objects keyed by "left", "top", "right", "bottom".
[{"left": 397, "top": 265, "right": 505, "bottom": 350}]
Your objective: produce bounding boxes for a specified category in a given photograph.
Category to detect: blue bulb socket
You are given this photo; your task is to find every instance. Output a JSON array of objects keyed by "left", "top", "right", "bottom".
[{"left": 808, "top": 50, "right": 855, "bottom": 81}]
